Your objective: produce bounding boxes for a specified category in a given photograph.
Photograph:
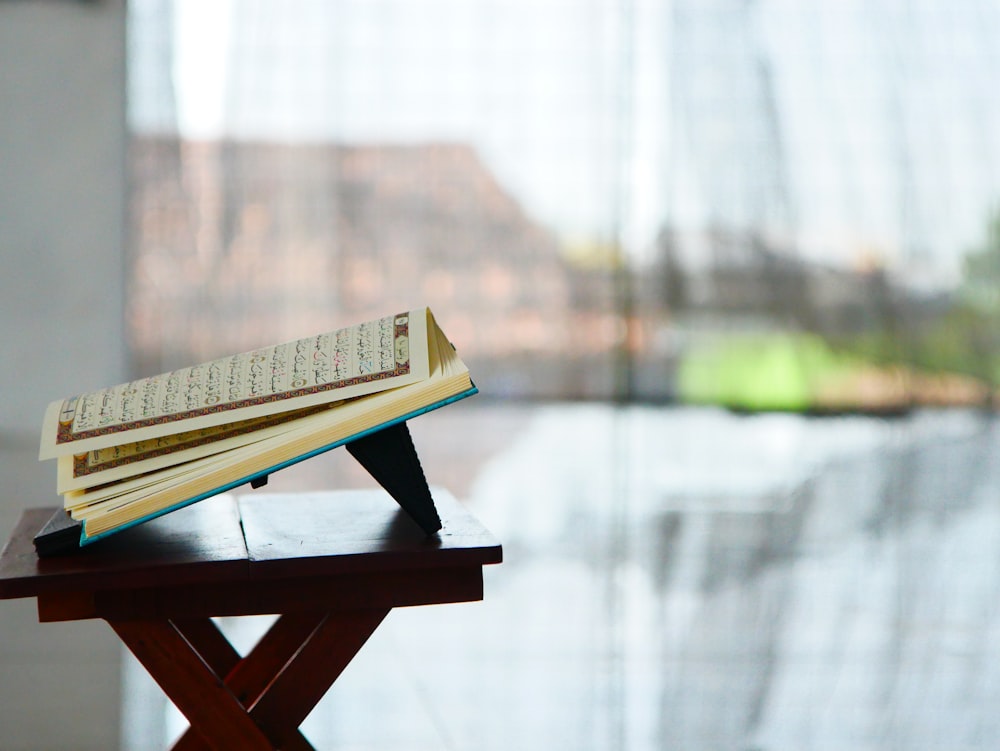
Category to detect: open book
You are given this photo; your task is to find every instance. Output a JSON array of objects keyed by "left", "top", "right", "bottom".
[{"left": 35, "top": 308, "right": 476, "bottom": 553}]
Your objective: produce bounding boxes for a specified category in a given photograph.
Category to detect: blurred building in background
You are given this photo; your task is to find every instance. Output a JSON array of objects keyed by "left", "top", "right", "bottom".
[{"left": 130, "top": 138, "right": 576, "bottom": 397}]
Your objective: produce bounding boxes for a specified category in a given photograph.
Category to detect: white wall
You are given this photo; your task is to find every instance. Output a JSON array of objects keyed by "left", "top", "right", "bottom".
[{"left": 0, "top": 1, "right": 128, "bottom": 749}]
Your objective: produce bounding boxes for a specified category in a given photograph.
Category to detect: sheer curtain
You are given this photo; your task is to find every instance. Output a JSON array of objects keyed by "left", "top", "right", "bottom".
[
  {"left": 128, "top": 0, "right": 627, "bottom": 400},
  {"left": 129, "top": 0, "right": 1000, "bottom": 408},
  {"left": 123, "top": 2, "right": 1000, "bottom": 750}
]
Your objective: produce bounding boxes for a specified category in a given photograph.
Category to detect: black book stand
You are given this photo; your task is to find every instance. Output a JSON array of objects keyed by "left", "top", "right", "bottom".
[
  {"left": 344, "top": 421, "right": 442, "bottom": 534},
  {"left": 249, "top": 420, "right": 442, "bottom": 535}
]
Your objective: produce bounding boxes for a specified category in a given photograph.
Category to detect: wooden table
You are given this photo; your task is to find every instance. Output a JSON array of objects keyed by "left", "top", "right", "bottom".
[{"left": 0, "top": 489, "right": 502, "bottom": 751}]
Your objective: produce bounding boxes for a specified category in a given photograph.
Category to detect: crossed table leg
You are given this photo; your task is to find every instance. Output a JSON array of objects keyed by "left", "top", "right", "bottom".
[{"left": 111, "top": 608, "right": 390, "bottom": 751}]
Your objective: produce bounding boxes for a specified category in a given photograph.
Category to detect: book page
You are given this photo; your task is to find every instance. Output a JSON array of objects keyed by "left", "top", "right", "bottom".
[
  {"left": 66, "top": 315, "right": 474, "bottom": 532},
  {"left": 56, "top": 400, "right": 344, "bottom": 492},
  {"left": 40, "top": 309, "right": 430, "bottom": 459}
]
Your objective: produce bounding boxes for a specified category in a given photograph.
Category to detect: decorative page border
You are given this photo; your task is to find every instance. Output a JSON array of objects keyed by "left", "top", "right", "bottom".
[
  {"left": 56, "top": 314, "right": 410, "bottom": 446},
  {"left": 71, "top": 402, "right": 339, "bottom": 478}
]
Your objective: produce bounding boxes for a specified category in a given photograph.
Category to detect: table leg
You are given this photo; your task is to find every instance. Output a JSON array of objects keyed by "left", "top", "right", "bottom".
[
  {"left": 172, "top": 613, "right": 325, "bottom": 751},
  {"left": 114, "top": 608, "right": 390, "bottom": 751},
  {"left": 249, "top": 608, "right": 390, "bottom": 748},
  {"left": 172, "top": 618, "right": 240, "bottom": 676},
  {"left": 112, "top": 619, "right": 275, "bottom": 751}
]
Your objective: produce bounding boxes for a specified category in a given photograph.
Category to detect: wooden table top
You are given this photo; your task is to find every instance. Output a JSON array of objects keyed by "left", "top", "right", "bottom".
[{"left": 0, "top": 489, "right": 502, "bottom": 601}]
